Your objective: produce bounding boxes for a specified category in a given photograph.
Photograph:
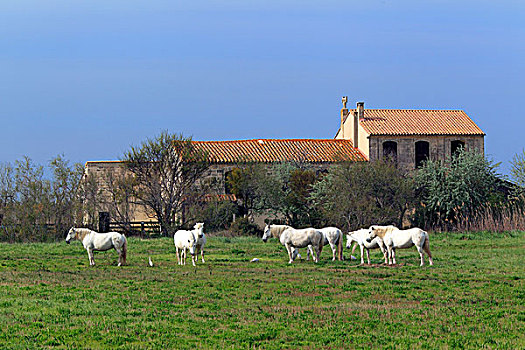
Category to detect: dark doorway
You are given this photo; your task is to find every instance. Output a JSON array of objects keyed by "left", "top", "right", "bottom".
[
  {"left": 451, "top": 140, "right": 465, "bottom": 157},
  {"left": 99, "top": 212, "right": 110, "bottom": 233},
  {"left": 415, "top": 141, "right": 430, "bottom": 168},
  {"left": 382, "top": 141, "right": 398, "bottom": 164}
]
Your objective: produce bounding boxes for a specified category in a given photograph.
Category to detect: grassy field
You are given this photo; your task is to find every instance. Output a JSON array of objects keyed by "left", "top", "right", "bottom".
[{"left": 0, "top": 231, "right": 523, "bottom": 349}]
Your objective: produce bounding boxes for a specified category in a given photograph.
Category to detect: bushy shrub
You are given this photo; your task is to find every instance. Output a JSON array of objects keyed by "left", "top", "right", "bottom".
[
  {"left": 414, "top": 149, "right": 500, "bottom": 230},
  {"left": 310, "top": 160, "right": 415, "bottom": 231},
  {"left": 193, "top": 200, "right": 240, "bottom": 232},
  {"left": 229, "top": 217, "right": 260, "bottom": 236}
]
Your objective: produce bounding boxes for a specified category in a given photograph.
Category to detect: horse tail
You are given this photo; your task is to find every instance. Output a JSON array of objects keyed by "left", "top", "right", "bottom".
[
  {"left": 423, "top": 232, "right": 432, "bottom": 258},
  {"left": 337, "top": 230, "right": 344, "bottom": 260},
  {"left": 121, "top": 235, "right": 127, "bottom": 265}
]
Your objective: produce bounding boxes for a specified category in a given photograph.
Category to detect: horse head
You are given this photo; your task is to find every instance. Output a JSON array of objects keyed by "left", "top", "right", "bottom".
[
  {"left": 187, "top": 233, "right": 197, "bottom": 256},
  {"left": 65, "top": 227, "right": 76, "bottom": 244},
  {"left": 262, "top": 225, "right": 271, "bottom": 242},
  {"left": 194, "top": 223, "right": 204, "bottom": 238},
  {"left": 346, "top": 231, "right": 356, "bottom": 249},
  {"left": 365, "top": 226, "right": 378, "bottom": 243}
]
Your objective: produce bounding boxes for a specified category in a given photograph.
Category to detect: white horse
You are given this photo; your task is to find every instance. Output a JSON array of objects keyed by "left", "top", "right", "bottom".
[
  {"left": 346, "top": 229, "right": 387, "bottom": 265},
  {"left": 262, "top": 224, "right": 305, "bottom": 260},
  {"left": 366, "top": 225, "right": 434, "bottom": 266},
  {"left": 65, "top": 227, "right": 127, "bottom": 266},
  {"left": 313, "top": 227, "right": 344, "bottom": 261},
  {"left": 279, "top": 227, "right": 323, "bottom": 264},
  {"left": 262, "top": 224, "right": 291, "bottom": 242},
  {"left": 174, "top": 223, "right": 203, "bottom": 266},
  {"left": 194, "top": 223, "right": 206, "bottom": 264}
]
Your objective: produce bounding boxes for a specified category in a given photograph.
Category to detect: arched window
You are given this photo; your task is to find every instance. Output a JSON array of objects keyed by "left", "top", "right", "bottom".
[
  {"left": 382, "top": 141, "right": 398, "bottom": 164},
  {"left": 415, "top": 141, "right": 430, "bottom": 168},
  {"left": 451, "top": 140, "right": 465, "bottom": 157}
]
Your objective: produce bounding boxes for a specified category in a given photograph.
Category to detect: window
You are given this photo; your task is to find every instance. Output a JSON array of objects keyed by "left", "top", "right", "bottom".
[
  {"left": 382, "top": 141, "right": 398, "bottom": 164},
  {"left": 451, "top": 140, "right": 465, "bottom": 157},
  {"left": 98, "top": 212, "right": 110, "bottom": 233},
  {"left": 415, "top": 141, "right": 430, "bottom": 168}
]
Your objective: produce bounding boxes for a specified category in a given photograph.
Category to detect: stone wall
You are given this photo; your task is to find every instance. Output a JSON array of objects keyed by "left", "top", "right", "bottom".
[{"left": 368, "top": 135, "right": 485, "bottom": 171}]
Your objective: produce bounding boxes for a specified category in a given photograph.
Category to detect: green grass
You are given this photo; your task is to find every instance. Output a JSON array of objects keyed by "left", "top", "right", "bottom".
[{"left": 0, "top": 232, "right": 523, "bottom": 349}]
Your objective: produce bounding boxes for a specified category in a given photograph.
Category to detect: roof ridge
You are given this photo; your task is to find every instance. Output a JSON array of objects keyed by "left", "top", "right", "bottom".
[
  {"left": 350, "top": 108, "right": 465, "bottom": 112},
  {"left": 192, "top": 138, "right": 355, "bottom": 143}
]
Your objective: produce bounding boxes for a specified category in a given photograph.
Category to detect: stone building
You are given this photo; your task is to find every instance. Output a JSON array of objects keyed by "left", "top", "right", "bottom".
[
  {"left": 83, "top": 97, "right": 485, "bottom": 227},
  {"left": 335, "top": 98, "right": 485, "bottom": 171},
  {"left": 84, "top": 138, "right": 367, "bottom": 228},
  {"left": 192, "top": 138, "right": 367, "bottom": 195}
]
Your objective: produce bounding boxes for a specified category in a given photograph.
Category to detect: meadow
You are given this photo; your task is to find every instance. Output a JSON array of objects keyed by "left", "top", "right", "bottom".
[{"left": 0, "top": 231, "right": 523, "bottom": 349}]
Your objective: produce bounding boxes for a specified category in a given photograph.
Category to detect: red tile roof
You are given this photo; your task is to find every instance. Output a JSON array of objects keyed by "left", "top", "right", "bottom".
[
  {"left": 346, "top": 109, "right": 484, "bottom": 136},
  {"left": 192, "top": 139, "right": 367, "bottom": 163}
]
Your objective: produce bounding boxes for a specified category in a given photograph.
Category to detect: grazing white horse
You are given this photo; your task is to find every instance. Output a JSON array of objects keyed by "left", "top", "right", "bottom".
[
  {"left": 346, "top": 229, "right": 387, "bottom": 265},
  {"left": 174, "top": 223, "right": 203, "bottom": 266},
  {"left": 194, "top": 223, "right": 206, "bottom": 264},
  {"left": 312, "top": 227, "right": 344, "bottom": 261},
  {"left": 65, "top": 227, "right": 127, "bottom": 266},
  {"left": 262, "top": 224, "right": 305, "bottom": 260},
  {"left": 366, "top": 225, "right": 434, "bottom": 266},
  {"left": 262, "top": 224, "right": 291, "bottom": 242},
  {"left": 279, "top": 227, "right": 323, "bottom": 264}
]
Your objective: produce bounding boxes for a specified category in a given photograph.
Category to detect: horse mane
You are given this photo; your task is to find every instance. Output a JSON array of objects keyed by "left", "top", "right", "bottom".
[
  {"left": 73, "top": 228, "right": 93, "bottom": 241},
  {"left": 271, "top": 225, "right": 291, "bottom": 238},
  {"left": 371, "top": 225, "right": 398, "bottom": 239}
]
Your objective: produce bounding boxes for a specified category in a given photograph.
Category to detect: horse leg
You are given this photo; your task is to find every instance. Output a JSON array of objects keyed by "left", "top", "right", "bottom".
[
  {"left": 386, "top": 246, "right": 393, "bottom": 265},
  {"left": 377, "top": 241, "right": 387, "bottom": 264},
  {"left": 285, "top": 244, "right": 294, "bottom": 264},
  {"left": 391, "top": 248, "right": 397, "bottom": 265},
  {"left": 114, "top": 247, "right": 122, "bottom": 266},
  {"left": 360, "top": 245, "right": 365, "bottom": 264},
  {"left": 87, "top": 248, "right": 95, "bottom": 266},
  {"left": 366, "top": 248, "right": 371, "bottom": 265},
  {"left": 307, "top": 245, "right": 317, "bottom": 263},
  {"left": 416, "top": 244, "right": 425, "bottom": 266},
  {"left": 201, "top": 248, "right": 205, "bottom": 263},
  {"left": 329, "top": 242, "right": 336, "bottom": 261},
  {"left": 423, "top": 237, "right": 434, "bottom": 266}
]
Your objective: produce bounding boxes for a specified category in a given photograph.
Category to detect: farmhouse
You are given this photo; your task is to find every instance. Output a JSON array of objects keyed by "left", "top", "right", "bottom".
[
  {"left": 83, "top": 97, "right": 485, "bottom": 229},
  {"left": 335, "top": 97, "right": 485, "bottom": 171}
]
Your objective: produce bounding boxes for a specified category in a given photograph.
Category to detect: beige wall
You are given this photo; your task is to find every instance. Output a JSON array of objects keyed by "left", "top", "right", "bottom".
[
  {"left": 84, "top": 162, "right": 155, "bottom": 224},
  {"left": 335, "top": 112, "right": 370, "bottom": 159}
]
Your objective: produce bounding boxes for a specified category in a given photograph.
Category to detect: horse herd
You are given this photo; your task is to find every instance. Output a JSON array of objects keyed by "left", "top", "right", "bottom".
[{"left": 65, "top": 223, "right": 434, "bottom": 267}]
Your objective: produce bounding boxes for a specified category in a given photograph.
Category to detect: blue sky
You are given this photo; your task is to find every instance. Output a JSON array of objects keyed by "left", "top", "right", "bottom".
[{"left": 0, "top": 0, "right": 523, "bottom": 175}]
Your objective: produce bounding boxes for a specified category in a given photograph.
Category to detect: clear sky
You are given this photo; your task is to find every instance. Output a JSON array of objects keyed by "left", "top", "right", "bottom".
[{"left": 1, "top": 0, "right": 523, "bottom": 175}]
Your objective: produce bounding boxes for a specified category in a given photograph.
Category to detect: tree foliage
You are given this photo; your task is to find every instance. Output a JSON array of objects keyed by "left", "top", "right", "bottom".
[
  {"left": 310, "top": 160, "right": 415, "bottom": 231},
  {"left": 122, "top": 132, "right": 209, "bottom": 235},
  {"left": 511, "top": 149, "right": 525, "bottom": 188},
  {"left": 0, "top": 155, "right": 83, "bottom": 242},
  {"left": 414, "top": 148, "right": 499, "bottom": 230}
]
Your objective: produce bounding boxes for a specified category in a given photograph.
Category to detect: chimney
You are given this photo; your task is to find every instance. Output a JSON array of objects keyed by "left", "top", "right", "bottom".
[
  {"left": 340, "top": 96, "right": 348, "bottom": 139},
  {"left": 357, "top": 101, "right": 365, "bottom": 120},
  {"left": 353, "top": 111, "right": 359, "bottom": 147}
]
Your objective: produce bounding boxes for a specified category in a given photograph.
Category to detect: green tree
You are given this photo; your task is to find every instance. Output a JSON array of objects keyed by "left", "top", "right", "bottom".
[
  {"left": 122, "top": 132, "right": 209, "bottom": 236},
  {"left": 49, "top": 155, "right": 84, "bottom": 237},
  {"left": 511, "top": 149, "right": 525, "bottom": 188},
  {"left": 256, "top": 162, "right": 323, "bottom": 227},
  {"left": 311, "top": 160, "right": 415, "bottom": 231},
  {"left": 414, "top": 148, "right": 500, "bottom": 230}
]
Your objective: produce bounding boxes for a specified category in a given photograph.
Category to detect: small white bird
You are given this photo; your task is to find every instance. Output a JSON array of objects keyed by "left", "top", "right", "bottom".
[
  {"left": 250, "top": 258, "right": 260, "bottom": 263},
  {"left": 148, "top": 256, "right": 153, "bottom": 267},
  {"left": 350, "top": 255, "right": 357, "bottom": 260}
]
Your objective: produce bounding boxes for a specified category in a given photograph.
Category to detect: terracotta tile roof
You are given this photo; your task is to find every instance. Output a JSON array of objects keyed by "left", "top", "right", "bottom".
[
  {"left": 346, "top": 109, "right": 484, "bottom": 136},
  {"left": 192, "top": 139, "right": 367, "bottom": 163}
]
